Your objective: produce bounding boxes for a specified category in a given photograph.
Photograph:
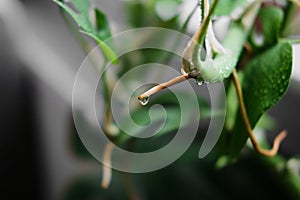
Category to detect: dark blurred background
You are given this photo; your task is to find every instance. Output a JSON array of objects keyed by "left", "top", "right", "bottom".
[{"left": 0, "top": 0, "right": 300, "bottom": 200}]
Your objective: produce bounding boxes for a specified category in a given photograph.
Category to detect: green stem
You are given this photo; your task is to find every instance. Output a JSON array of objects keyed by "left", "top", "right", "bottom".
[
  {"left": 102, "top": 66, "right": 115, "bottom": 137},
  {"left": 279, "top": 37, "right": 300, "bottom": 44},
  {"left": 60, "top": 8, "right": 115, "bottom": 137},
  {"left": 193, "top": 0, "right": 219, "bottom": 44}
]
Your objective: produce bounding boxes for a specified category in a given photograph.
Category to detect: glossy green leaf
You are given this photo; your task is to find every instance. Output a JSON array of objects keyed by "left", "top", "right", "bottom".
[
  {"left": 53, "top": 0, "right": 118, "bottom": 64},
  {"left": 228, "top": 42, "right": 293, "bottom": 157}
]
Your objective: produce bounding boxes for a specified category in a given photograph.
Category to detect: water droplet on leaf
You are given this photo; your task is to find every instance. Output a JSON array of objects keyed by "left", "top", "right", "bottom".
[{"left": 139, "top": 96, "right": 149, "bottom": 106}]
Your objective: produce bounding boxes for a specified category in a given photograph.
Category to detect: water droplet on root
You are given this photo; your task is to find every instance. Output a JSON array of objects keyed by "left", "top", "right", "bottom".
[
  {"left": 196, "top": 81, "right": 203, "bottom": 86},
  {"left": 139, "top": 96, "right": 149, "bottom": 106},
  {"left": 196, "top": 81, "right": 209, "bottom": 86}
]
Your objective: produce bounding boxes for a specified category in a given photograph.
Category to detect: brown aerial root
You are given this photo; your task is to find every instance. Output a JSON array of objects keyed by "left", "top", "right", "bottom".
[
  {"left": 232, "top": 69, "right": 287, "bottom": 157},
  {"left": 138, "top": 73, "right": 190, "bottom": 101},
  {"left": 101, "top": 142, "right": 114, "bottom": 189}
]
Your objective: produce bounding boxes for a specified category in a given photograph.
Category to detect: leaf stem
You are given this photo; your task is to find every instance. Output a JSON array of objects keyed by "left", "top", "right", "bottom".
[
  {"left": 60, "top": 6, "right": 118, "bottom": 188},
  {"left": 138, "top": 73, "right": 190, "bottom": 100},
  {"left": 232, "top": 69, "right": 287, "bottom": 157}
]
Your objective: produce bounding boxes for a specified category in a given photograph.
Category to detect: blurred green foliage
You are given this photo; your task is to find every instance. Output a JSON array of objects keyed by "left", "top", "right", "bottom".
[{"left": 53, "top": 0, "right": 300, "bottom": 199}]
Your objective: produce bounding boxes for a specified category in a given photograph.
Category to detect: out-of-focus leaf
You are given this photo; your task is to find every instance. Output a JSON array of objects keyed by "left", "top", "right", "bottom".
[
  {"left": 214, "top": 0, "right": 248, "bottom": 16},
  {"left": 259, "top": 7, "right": 283, "bottom": 46},
  {"left": 227, "top": 42, "right": 293, "bottom": 157},
  {"left": 257, "top": 155, "right": 300, "bottom": 199},
  {"left": 62, "top": 173, "right": 127, "bottom": 200},
  {"left": 116, "top": 91, "right": 211, "bottom": 145},
  {"left": 126, "top": 1, "right": 148, "bottom": 27},
  {"left": 70, "top": 90, "right": 211, "bottom": 158},
  {"left": 283, "top": 157, "right": 300, "bottom": 199},
  {"left": 154, "top": 0, "right": 181, "bottom": 21},
  {"left": 53, "top": 0, "right": 118, "bottom": 63},
  {"left": 255, "top": 113, "right": 276, "bottom": 131},
  {"left": 70, "top": 124, "right": 95, "bottom": 160},
  {"left": 282, "top": 3, "right": 300, "bottom": 37},
  {"left": 251, "top": 7, "right": 284, "bottom": 48}
]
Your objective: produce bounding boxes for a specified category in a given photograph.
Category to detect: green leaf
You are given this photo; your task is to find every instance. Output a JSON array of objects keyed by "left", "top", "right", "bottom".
[
  {"left": 53, "top": 0, "right": 118, "bottom": 64},
  {"left": 282, "top": 3, "right": 300, "bottom": 37},
  {"left": 116, "top": 91, "right": 211, "bottom": 145},
  {"left": 126, "top": 1, "right": 148, "bottom": 27},
  {"left": 214, "top": 0, "right": 248, "bottom": 16},
  {"left": 251, "top": 7, "right": 284, "bottom": 48},
  {"left": 257, "top": 155, "right": 300, "bottom": 199},
  {"left": 70, "top": 123, "right": 95, "bottom": 160},
  {"left": 227, "top": 42, "right": 293, "bottom": 157},
  {"left": 80, "top": 31, "right": 118, "bottom": 64},
  {"left": 154, "top": 0, "right": 181, "bottom": 21},
  {"left": 62, "top": 173, "right": 127, "bottom": 200},
  {"left": 284, "top": 157, "right": 300, "bottom": 198},
  {"left": 259, "top": 7, "right": 283, "bottom": 46},
  {"left": 94, "top": 8, "right": 111, "bottom": 40},
  {"left": 70, "top": 90, "right": 211, "bottom": 159}
]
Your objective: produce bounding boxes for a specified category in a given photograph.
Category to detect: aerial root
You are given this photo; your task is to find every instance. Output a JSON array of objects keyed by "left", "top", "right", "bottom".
[{"left": 232, "top": 69, "right": 286, "bottom": 157}]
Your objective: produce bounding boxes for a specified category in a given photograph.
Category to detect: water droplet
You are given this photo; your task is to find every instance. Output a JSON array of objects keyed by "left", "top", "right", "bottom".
[
  {"left": 196, "top": 80, "right": 210, "bottom": 86},
  {"left": 196, "top": 81, "right": 203, "bottom": 86},
  {"left": 139, "top": 96, "right": 149, "bottom": 106}
]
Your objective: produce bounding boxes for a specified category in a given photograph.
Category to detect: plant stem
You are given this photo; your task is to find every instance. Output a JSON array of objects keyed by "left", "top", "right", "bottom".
[
  {"left": 290, "top": 0, "right": 300, "bottom": 8},
  {"left": 158, "top": 3, "right": 199, "bottom": 69},
  {"left": 193, "top": 0, "right": 219, "bottom": 44},
  {"left": 101, "top": 65, "right": 115, "bottom": 136},
  {"left": 60, "top": 7, "right": 117, "bottom": 189},
  {"left": 232, "top": 69, "right": 287, "bottom": 157},
  {"left": 120, "top": 172, "right": 142, "bottom": 200},
  {"left": 138, "top": 73, "right": 190, "bottom": 100}
]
